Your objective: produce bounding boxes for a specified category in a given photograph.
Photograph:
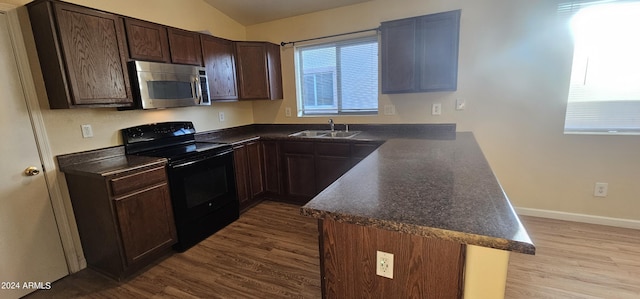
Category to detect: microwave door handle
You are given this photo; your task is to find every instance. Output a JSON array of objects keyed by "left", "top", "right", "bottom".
[{"left": 194, "top": 77, "right": 203, "bottom": 104}]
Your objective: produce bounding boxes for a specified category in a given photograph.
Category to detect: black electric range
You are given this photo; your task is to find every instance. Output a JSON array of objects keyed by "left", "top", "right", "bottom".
[{"left": 122, "top": 122, "right": 238, "bottom": 251}]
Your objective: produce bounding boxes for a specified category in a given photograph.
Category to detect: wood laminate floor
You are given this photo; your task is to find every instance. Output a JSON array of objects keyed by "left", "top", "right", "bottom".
[{"left": 24, "top": 201, "right": 640, "bottom": 298}]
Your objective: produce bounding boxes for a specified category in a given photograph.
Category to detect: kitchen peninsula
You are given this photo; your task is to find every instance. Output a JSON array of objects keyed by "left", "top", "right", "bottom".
[
  {"left": 58, "top": 123, "right": 533, "bottom": 297},
  {"left": 300, "top": 133, "right": 535, "bottom": 299}
]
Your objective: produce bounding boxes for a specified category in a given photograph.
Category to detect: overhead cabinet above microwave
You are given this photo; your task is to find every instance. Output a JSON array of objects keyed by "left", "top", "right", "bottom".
[
  {"left": 381, "top": 10, "right": 461, "bottom": 94},
  {"left": 26, "top": 0, "right": 283, "bottom": 109}
]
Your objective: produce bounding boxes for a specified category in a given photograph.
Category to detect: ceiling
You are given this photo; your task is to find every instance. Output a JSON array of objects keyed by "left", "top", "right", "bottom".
[{"left": 203, "top": 0, "right": 372, "bottom": 26}]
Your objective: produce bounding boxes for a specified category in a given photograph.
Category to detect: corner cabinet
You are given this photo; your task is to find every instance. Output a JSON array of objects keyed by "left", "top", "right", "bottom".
[
  {"left": 381, "top": 10, "right": 461, "bottom": 93},
  {"left": 64, "top": 164, "right": 177, "bottom": 280},
  {"left": 235, "top": 42, "right": 283, "bottom": 100},
  {"left": 27, "top": 0, "right": 133, "bottom": 108}
]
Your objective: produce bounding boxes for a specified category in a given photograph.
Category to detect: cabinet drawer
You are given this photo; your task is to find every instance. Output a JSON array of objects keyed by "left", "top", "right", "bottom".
[
  {"left": 315, "top": 142, "right": 350, "bottom": 157},
  {"left": 110, "top": 167, "right": 167, "bottom": 197},
  {"left": 282, "top": 141, "right": 314, "bottom": 154}
]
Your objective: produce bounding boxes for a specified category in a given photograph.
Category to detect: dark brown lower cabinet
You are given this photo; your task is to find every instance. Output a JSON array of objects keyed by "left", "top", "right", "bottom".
[
  {"left": 314, "top": 142, "right": 351, "bottom": 191},
  {"left": 320, "top": 218, "right": 465, "bottom": 298},
  {"left": 65, "top": 164, "right": 177, "bottom": 280},
  {"left": 278, "top": 140, "right": 382, "bottom": 204},
  {"left": 282, "top": 141, "right": 316, "bottom": 203},
  {"left": 233, "top": 141, "right": 265, "bottom": 212},
  {"left": 262, "top": 140, "right": 282, "bottom": 196}
]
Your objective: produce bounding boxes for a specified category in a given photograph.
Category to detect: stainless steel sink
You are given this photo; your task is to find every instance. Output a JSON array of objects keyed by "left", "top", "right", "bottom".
[{"left": 289, "top": 130, "right": 361, "bottom": 139}]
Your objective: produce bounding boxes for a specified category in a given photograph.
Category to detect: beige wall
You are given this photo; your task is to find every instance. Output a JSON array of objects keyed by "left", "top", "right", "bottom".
[
  {"left": 15, "top": 0, "right": 251, "bottom": 155},
  {"left": 11, "top": 0, "right": 639, "bottom": 221},
  {"left": 246, "top": 0, "right": 640, "bottom": 221}
]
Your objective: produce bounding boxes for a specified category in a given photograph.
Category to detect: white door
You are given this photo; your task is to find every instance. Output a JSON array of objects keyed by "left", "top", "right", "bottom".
[{"left": 0, "top": 11, "right": 69, "bottom": 299}]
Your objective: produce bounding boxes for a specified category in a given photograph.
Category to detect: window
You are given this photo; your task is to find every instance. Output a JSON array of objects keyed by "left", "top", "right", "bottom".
[
  {"left": 563, "top": 1, "right": 640, "bottom": 134},
  {"left": 295, "top": 36, "right": 379, "bottom": 115}
]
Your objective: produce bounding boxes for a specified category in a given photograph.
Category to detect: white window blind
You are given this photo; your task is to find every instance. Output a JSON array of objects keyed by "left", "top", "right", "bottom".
[
  {"left": 295, "top": 36, "right": 379, "bottom": 115},
  {"left": 563, "top": 0, "right": 640, "bottom": 134}
]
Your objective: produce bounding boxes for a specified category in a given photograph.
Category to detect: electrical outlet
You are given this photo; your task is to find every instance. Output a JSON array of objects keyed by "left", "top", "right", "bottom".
[
  {"left": 384, "top": 104, "right": 396, "bottom": 115},
  {"left": 81, "top": 124, "right": 93, "bottom": 138},
  {"left": 456, "top": 98, "right": 466, "bottom": 110},
  {"left": 285, "top": 107, "right": 292, "bottom": 117},
  {"left": 218, "top": 111, "right": 225, "bottom": 122},
  {"left": 432, "top": 103, "right": 442, "bottom": 115},
  {"left": 594, "top": 182, "right": 608, "bottom": 197},
  {"left": 376, "top": 251, "right": 394, "bottom": 279}
]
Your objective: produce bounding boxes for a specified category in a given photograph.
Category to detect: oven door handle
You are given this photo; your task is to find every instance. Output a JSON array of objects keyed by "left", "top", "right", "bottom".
[{"left": 169, "top": 149, "right": 233, "bottom": 169}]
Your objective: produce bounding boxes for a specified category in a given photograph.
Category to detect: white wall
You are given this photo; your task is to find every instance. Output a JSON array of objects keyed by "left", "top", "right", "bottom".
[{"left": 246, "top": 0, "right": 640, "bottom": 221}]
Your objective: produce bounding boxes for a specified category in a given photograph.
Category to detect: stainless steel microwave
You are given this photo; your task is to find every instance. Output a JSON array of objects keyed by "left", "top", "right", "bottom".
[{"left": 129, "top": 61, "right": 211, "bottom": 109}]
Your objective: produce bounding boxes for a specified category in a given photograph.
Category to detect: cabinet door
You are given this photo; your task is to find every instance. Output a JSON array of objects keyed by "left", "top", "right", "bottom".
[
  {"left": 124, "top": 18, "right": 170, "bottom": 63},
  {"left": 283, "top": 154, "right": 316, "bottom": 201},
  {"left": 418, "top": 10, "right": 460, "bottom": 91},
  {"left": 381, "top": 18, "right": 418, "bottom": 94},
  {"left": 168, "top": 28, "right": 203, "bottom": 66},
  {"left": 42, "top": 2, "right": 132, "bottom": 107},
  {"left": 266, "top": 42, "right": 283, "bottom": 100},
  {"left": 235, "top": 42, "right": 270, "bottom": 99},
  {"left": 246, "top": 142, "right": 265, "bottom": 197},
  {"left": 233, "top": 145, "right": 251, "bottom": 210},
  {"left": 315, "top": 142, "right": 352, "bottom": 191},
  {"left": 114, "top": 183, "right": 177, "bottom": 265},
  {"left": 201, "top": 35, "right": 238, "bottom": 100},
  {"left": 262, "top": 140, "right": 282, "bottom": 195},
  {"left": 282, "top": 141, "right": 316, "bottom": 202}
]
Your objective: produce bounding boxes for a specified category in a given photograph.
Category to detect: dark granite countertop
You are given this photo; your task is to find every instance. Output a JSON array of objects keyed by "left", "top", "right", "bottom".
[
  {"left": 56, "top": 123, "right": 533, "bottom": 255},
  {"left": 57, "top": 146, "right": 167, "bottom": 177},
  {"left": 195, "top": 123, "right": 456, "bottom": 144},
  {"left": 300, "top": 133, "right": 535, "bottom": 255}
]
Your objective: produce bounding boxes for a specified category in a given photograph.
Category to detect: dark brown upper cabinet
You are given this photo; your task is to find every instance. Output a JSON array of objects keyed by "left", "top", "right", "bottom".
[
  {"left": 168, "top": 28, "right": 203, "bottom": 66},
  {"left": 124, "top": 18, "right": 170, "bottom": 63},
  {"left": 201, "top": 35, "right": 238, "bottom": 101},
  {"left": 235, "top": 42, "right": 283, "bottom": 100},
  {"left": 381, "top": 10, "right": 461, "bottom": 94},
  {"left": 27, "top": 0, "right": 133, "bottom": 108}
]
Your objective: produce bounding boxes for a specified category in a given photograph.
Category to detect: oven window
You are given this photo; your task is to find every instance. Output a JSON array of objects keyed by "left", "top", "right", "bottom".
[
  {"left": 148, "top": 81, "right": 193, "bottom": 99},
  {"left": 182, "top": 166, "right": 228, "bottom": 208}
]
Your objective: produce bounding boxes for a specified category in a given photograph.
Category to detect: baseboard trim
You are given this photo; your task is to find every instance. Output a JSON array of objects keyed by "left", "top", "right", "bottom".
[{"left": 515, "top": 207, "right": 640, "bottom": 230}]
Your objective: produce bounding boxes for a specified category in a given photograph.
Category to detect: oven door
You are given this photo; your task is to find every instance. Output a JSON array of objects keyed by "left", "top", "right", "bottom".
[
  {"left": 166, "top": 149, "right": 238, "bottom": 251},
  {"left": 166, "top": 149, "right": 238, "bottom": 226}
]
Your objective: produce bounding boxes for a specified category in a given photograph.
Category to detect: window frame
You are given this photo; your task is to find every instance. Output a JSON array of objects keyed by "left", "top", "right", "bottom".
[{"left": 294, "top": 35, "right": 380, "bottom": 117}]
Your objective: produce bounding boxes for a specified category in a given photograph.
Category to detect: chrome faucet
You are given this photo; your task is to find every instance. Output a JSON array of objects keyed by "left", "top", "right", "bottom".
[{"left": 328, "top": 119, "right": 335, "bottom": 132}]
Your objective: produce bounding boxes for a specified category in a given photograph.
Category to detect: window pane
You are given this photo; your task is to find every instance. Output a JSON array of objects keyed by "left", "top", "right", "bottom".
[
  {"left": 340, "top": 42, "right": 378, "bottom": 111},
  {"left": 317, "top": 73, "right": 335, "bottom": 106},
  {"left": 564, "top": 2, "right": 640, "bottom": 134},
  {"left": 303, "top": 74, "right": 316, "bottom": 106},
  {"left": 296, "top": 36, "right": 379, "bottom": 115}
]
